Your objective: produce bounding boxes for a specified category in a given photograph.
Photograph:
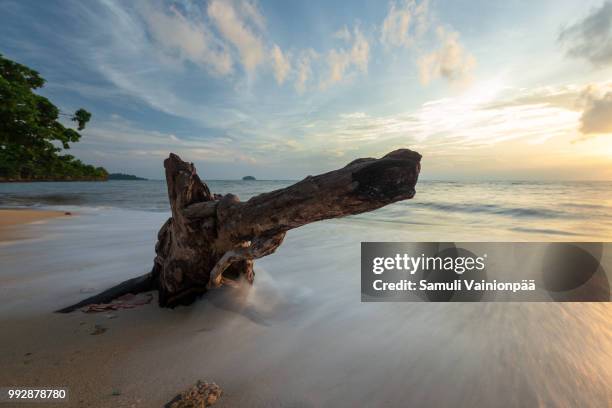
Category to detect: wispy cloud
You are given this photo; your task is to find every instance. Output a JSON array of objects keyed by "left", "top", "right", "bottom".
[
  {"left": 207, "top": 0, "right": 266, "bottom": 75},
  {"left": 3, "top": 0, "right": 607, "bottom": 179},
  {"left": 321, "top": 25, "right": 370, "bottom": 88},
  {"left": 74, "top": 115, "right": 259, "bottom": 166},
  {"left": 417, "top": 27, "right": 476, "bottom": 85},
  {"left": 334, "top": 25, "right": 352, "bottom": 42},
  {"left": 271, "top": 44, "right": 291, "bottom": 84},
  {"left": 380, "top": 0, "right": 429, "bottom": 48},
  {"left": 141, "top": 3, "right": 233, "bottom": 75},
  {"left": 294, "top": 49, "right": 317, "bottom": 93},
  {"left": 89, "top": 0, "right": 475, "bottom": 97},
  {"left": 380, "top": 0, "right": 475, "bottom": 86},
  {"left": 71, "top": 78, "right": 609, "bottom": 178}
]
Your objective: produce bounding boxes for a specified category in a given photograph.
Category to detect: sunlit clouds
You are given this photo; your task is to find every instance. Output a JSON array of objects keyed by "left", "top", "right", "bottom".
[
  {"left": 380, "top": 0, "right": 429, "bottom": 48},
  {"left": 580, "top": 88, "right": 612, "bottom": 136},
  {"left": 417, "top": 27, "right": 476, "bottom": 85},
  {"left": 142, "top": 4, "right": 233, "bottom": 76},
  {"left": 1, "top": 0, "right": 611, "bottom": 179},
  {"left": 206, "top": 0, "right": 266, "bottom": 75},
  {"left": 135, "top": 0, "right": 472, "bottom": 92},
  {"left": 306, "top": 79, "right": 582, "bottom": 156},
  {"left": 380, "top": 0, "right": 475, "bottom": 86}
]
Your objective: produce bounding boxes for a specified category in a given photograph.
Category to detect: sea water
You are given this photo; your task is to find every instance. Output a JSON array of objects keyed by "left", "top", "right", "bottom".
[
  {"left": 0, "top": 180, "right": 611, "bottom": 406},
  {"left": 1, "top": 179, "right": 611, "bottom": 240}
]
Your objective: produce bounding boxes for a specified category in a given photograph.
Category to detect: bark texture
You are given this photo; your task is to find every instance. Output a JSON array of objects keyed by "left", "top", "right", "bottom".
[
  {"left": 57, "top": 148, "right": 421, "bottom": 312},
  {"left": 153, "top": 148, "right": 421, "bottom": 307}
]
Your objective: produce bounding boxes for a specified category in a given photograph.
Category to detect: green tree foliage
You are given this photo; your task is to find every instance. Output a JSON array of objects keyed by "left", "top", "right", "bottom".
[{"left": 0, "top": 54, "right": 107, "bottom": 181}]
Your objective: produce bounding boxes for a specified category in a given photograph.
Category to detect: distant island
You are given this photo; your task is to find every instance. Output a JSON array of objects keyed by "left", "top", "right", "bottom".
[
  {"left": 108, "top": 173, "right": 147, "bottom": 181},
  {"left": 242, "top": 176, "right": 256, "bottom": 181}
]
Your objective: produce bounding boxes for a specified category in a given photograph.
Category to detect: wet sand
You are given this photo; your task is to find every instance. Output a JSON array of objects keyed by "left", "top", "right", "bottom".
[
  {"left": 0, "top": 209, "right": 611, "bottom": 407},
  {"left": 0, "top": 209, "right": 68, "bottom": 242}
]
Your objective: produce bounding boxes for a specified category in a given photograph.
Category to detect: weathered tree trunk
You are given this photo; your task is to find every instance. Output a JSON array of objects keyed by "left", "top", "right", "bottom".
[{"left": 57, "top": 148, "right": 421, "bottom": 312}]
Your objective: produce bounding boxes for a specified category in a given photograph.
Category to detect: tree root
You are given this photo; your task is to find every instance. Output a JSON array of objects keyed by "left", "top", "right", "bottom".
[{"left": 55, "top": 272, "right": 155, "bottom": 313}]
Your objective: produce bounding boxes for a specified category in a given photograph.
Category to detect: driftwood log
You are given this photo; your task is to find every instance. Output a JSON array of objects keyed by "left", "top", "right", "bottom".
[{"left": 57, "top": 148, "right": 421, "bottom": 312}]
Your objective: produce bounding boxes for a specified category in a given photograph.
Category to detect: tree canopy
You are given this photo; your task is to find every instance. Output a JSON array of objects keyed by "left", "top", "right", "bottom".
[{"left": 0, "top": 54, "right": 107, "bottom": 181}]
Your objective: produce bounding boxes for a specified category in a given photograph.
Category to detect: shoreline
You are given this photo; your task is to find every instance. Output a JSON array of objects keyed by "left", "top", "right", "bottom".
[
  {"left": 0, "top": 209, "right": 70, "bottom": 241},
  {"left": 0, "top": 179, "right": 107, "bottom": 183}
]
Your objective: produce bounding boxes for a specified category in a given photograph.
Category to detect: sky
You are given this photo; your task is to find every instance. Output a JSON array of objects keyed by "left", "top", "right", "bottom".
[{"left": 1, "top": 0, "right": 612, "bottom": 180}]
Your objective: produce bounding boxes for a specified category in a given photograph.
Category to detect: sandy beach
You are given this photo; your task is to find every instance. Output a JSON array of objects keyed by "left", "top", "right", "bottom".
[
  {"left": 2, "top": 0, "right": 612, "bottom": 405},
  {"left": 0, "top": 207, "right": 611, "bottom": 408},
  {"left": 0, "top": 209, "right": 69, "bottom": 243}
]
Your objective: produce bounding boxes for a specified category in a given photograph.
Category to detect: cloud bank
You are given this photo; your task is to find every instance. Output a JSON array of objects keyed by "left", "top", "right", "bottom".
[{"left": 559, "top": 1, "right": 612, "bottom": 67}]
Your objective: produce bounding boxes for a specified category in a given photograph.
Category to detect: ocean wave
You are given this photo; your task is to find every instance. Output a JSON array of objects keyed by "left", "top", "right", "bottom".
[
  {"left": 511, "top": 227, "right": 582, "bottom": 236},
  {"left": 0, "top": 193, "right": 88, "bottom": 206},
  {"left": 561, "top": 202, "right": 611, "bottom": 210},
  {"left": 411, "top": 201, "right": 567, "bottom": 219}
]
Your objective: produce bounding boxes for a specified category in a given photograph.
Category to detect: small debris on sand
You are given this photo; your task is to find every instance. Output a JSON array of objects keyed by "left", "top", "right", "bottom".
[
  {"left": 64, "top": 212, "right": 72, "bottom": 216},
  {"left": 165, "top": 381, "right": 222, "bottom": 408},
  {"left": 81, "top": 293, "right": 153, "bottom": 313},
  {"left": 90, "top": 324, "right": 107, "bottom": 335}
]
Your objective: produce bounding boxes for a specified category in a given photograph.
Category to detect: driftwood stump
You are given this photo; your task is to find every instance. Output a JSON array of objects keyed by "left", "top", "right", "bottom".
[{"left": 57, "top": 148, "right": 421, "bottom": 312}]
